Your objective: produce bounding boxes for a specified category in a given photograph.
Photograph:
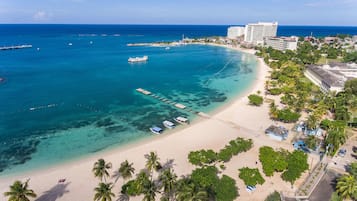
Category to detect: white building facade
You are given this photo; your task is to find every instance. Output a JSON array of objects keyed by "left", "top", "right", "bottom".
[
  {"left": 227, "top": 26, "right": 245, "bottom": 39},
  {"left": 244, "top": 22, "right": 278, "bottom": 44},
  {"left": 264, "top": 36, "right": 298, "bottom": 51}
]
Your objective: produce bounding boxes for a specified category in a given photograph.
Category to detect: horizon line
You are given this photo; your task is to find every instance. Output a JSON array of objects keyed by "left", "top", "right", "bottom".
[{"left": 0, "top": 23, "right": 357, "bottom": 27}]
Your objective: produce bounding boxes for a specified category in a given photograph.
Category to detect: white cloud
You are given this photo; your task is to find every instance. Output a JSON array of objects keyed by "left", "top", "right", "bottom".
[{"left": 33, "top": 11, "right": 52, "bottom": 21}]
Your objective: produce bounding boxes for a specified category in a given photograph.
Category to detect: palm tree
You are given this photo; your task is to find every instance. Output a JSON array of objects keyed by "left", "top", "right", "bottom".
[
  {"left": 306, "top": 114, "right": 318, "bottom": 130},
  {"left": 326, "top": 128, "right": 346, "bottom": 155},
  {"left": 336, "top": 175, "right": 357, "bottom": 200},
  {"left": 113, "top": 160, "right": 135, "bottom": 183},
  {"left": 94, "top": 182, "right": 115, "bottom": 201},
  {"left": 93, "top": 158, "right": 112, "bottom": 182},
  {"left": 4, "top": 180, "right": 37, "bottom": 201},
  {"left": 145, "top": 152, "right": 161, "bottom": 174},
  {"left": 269, "top": 101, "right": 278, "bottom": 120},
  {"left": 142, "top": 180, "right": 159, "bottom": 201},
  {"left": 159, "top": 168, "right": 177, "bottom": 201},
  {"left": 176, "top": 178, "right": 208, "bottom": 201},
  {"left": 135, "top": 170, "right": 151, "bottom": 194}
]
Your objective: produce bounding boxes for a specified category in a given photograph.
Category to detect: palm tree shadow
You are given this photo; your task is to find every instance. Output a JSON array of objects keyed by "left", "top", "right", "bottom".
[
  {"left": 160, "top": 159, "right": 175, "bottom": 171},
  {"left": 35, "top": 182, "right": 71, "bottom": 201}
]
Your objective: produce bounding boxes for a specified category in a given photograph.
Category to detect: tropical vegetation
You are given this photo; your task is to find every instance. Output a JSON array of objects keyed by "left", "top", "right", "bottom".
[
  {"left": 238, "top": 167, "right": 265, "bottom": 186},
  {"left": 248, "top": 94, "right": 264, "bottom": 106},
  {"left": 4, "top": 180, "right": 37, "bottom": 201}
]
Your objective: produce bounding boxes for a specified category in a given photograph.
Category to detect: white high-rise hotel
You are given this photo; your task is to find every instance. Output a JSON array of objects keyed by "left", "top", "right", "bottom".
[{"left": 244, "top": 22, "right": 278, "bottom": 44}]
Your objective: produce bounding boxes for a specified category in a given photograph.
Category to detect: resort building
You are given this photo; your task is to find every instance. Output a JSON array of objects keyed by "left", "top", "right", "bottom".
[
  {"left": 264, "top": 36, "right": 298, "bottom": 51},
  {"left": 265, "top": 125, "right": 289, "bottom": 141},
  {"left": 353, "top": 35, "right": 357, "bottom": 43},
  {"left": 244, "top": 22, "right": 278, "bottom": 45},
  {"left": 304, "top": 63, "right": 357, "bottom": 93},
  {"left": 324, "top": 36, "right": 338, "bottom": 44},
  {"left": 227, "top": 26, "right": 245, "bottom": 39}
]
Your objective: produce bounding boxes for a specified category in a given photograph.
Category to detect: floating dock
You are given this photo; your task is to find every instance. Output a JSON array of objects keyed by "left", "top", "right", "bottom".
[
  {"left": 135, "top": 88, "right": 211, "bottom": 118},
  {"left": 0, "top": 45, "right": 32, "bottom": 51}
]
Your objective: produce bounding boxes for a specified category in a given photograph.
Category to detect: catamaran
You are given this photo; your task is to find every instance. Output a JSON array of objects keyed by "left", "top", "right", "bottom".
[
  {"left": 163, "top": 120, "right": 175, "bottom": 129},
  {"left": 128, "top": 56, "right": 148, "bottom": 63}
]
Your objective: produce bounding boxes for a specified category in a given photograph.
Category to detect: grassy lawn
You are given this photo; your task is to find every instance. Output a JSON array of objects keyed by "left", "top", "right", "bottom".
[{"left": 317, "top": 57, "right": 343, "bottom": 65}]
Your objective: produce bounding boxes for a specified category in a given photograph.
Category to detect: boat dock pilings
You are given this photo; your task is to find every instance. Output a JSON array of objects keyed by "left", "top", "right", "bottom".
[
  {"left": 135, "top": 88, "right": 211, "bottom": 118},
  {"left": 0, "top": 45, "right": 33, "bottom": 51}
]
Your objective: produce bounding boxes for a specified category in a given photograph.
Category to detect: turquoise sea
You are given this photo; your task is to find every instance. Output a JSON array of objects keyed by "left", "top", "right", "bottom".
[
  {"left": 2, "top": 24, "right": 356, "bottom": 175},
  {"left": 0, "top": 25, "right": 258, "bottom": 175}
]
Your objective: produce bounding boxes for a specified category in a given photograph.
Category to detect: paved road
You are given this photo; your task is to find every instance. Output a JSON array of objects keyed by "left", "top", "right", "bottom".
[{"left": 309, "top": 170, "right": 341, "bottom": 201}]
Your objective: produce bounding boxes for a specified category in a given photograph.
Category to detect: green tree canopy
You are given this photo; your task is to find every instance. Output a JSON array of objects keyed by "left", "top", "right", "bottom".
[
  {"left": 92, "top": 159, "right": 112, "bottom": 182},
  {"left": 343, "top": 51, "right": 357, "bottom": 63},
  {"left": 238, "top": 167, "right": 265, "bottom": 186},
  {"left": 4, "top": 180, "right": 37, "bottom": 201},
  {"left": 277, "top": 108, "right": 301, "bottom": 123},
  {"left": 214, "top": 175, "right": 239, "bottom": 201},
  {"left": 248, "top": 94, "right": 264, "bottom": 106},
  {"left": 344, "top": 78, "right": 357, "bottom": 96},
  {"left": 94, "top": 182, "right": 115, "bottom": 201},
  {"left": 191, "top": 166, "right": 219, "bottom": 188},
  {"left": 259, "top": 146, "right": 288, "bottom": 176},
  {"left": 336, "top": 175, "right": 357, "bottom": 200},
  {"left": 188, "top": 149, "right": 217, "bottom": 166},
  {"left": 264, "top": 191, "right": 281, "bottom": 201},
  {"left": 281, "top": 150, "right": 309, "bottom": 186}
]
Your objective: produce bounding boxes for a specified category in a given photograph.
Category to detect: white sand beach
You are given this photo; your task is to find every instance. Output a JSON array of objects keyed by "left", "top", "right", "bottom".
[{"left": 0, "top": 46, "right": 307, "bottom": 201}]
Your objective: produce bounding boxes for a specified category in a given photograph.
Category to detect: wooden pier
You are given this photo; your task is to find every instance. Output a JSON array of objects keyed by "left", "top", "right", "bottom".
[
  {"left": 0, "top": 45, "right": 32, "bottom": 51},
  {"left": 136, "top": 88, "right": 211, "bottom": 118}
]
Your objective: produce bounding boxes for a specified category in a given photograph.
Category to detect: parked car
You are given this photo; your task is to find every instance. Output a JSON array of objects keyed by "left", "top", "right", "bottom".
[{"left": 338, "top": 148, "right": 347, "bottom": 157}]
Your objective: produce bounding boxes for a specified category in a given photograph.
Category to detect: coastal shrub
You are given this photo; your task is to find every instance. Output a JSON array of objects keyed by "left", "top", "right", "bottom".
[
  {"left": 217, "top": 148, "right": 233, "bottom": 162},
  {"left": 277, "top": 108, "right": 301, "bottom": 123},
  {"left": 281, "top": 150, "right": 309, "bottom": 185},
  {"left": 248, "top": 94, "right": 264, "bottom": 106},
  {"left": 188, "top": 149, "right": 217, "bottom": 166},
  {"left": 217, "top": 138, "right": 253, "bottom": 163},
  {"left": 238, "top": 167, "right": 265, "bottom": 186},
  {"left": 214, "top": 175, "right": 239, "bottom": 201},
  {"left": 232, "top": 137, "right": 253, "bottom": 153},
  {"left": 265, "top": 191, "right": 281, "bottom": 201},
  {"left": 269, "top": 88, "right": 282, "bottom": 95}
]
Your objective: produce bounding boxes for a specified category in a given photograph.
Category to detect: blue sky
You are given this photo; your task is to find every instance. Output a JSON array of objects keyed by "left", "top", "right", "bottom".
[{"left": 0, "top": 0, "right": 356, "bottom": 25}]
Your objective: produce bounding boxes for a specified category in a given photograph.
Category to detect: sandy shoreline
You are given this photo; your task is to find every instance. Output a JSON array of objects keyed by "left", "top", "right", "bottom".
[{"left": 0, "top": 45, "right": 300, "bottom": 201}]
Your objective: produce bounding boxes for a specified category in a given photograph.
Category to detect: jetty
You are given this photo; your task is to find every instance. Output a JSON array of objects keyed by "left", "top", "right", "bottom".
[
  {"left": 136, "top": 88, "right": 211, "bottom": 118},
  {"left": 0, "top": 45, "right": 32, "bottom": 51}
]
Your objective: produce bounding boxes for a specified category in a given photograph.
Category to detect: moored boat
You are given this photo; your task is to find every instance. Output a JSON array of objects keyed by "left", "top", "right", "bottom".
[
  {"left": 150, "top": 126, "right": 163, "bottom": 134},
  {"left": 163, "top": 120, "right": 175, "bottom": 129},
  {"left": 173, "top": 116, "right": 189, "bottom": 125},
  {"left": 128, "top": 56, "right": 148, "bottom": 63}
]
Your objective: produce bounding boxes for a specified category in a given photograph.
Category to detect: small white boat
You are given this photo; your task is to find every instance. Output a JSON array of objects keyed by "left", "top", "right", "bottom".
[
  {"left": 173, "top": 116, "right": 189, "bottom": 125},
  {"left": 150, "top": 126, "right": 163, "bottom": 135},
  {"left": 128, "top": 56, "right": 148, "bottom": 63},
  {"left": 165, "top": 47, "right": 170, "bottom": 50},
  {"left": 68, "top": 43, "right": 73, "bottom": 46},
  {"left": 163, "top": 120, "right": 175, "bottom": 129}
]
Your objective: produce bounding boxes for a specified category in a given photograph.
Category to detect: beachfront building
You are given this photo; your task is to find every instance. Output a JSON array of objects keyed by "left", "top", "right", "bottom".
[
  {"left": 264, "top": 36, "right": 298, "bottom": 51},
  {"left": 353, "top": 35, "right": 357, "bottom": 43},
  {"left": 227, "top": 26, "right": 245, "bottom": 40},
  {"left": 304, "top": 63, "right": 357, "bottom": 93},
  {"left": 244, "top": 22, "right": 278, "bottom": 45},
  {"left": 265, "top": 125, "right": 289, "bottom": 141},
  {"left": 324, "top": 36, "right": 338, "bottom": 44}
]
